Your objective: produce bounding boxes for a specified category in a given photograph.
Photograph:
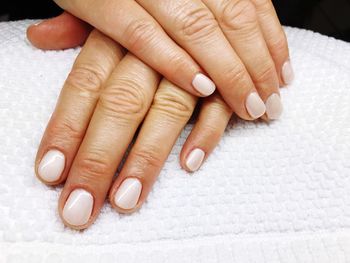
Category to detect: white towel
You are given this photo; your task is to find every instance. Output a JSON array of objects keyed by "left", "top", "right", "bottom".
[{"left": 0, "top": 20, "right": 350, "bottom": 263}]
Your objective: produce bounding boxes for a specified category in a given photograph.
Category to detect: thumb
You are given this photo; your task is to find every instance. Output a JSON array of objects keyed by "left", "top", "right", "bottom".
[{"left": 27, "top": 12, "right": 92, "bottom": 50}]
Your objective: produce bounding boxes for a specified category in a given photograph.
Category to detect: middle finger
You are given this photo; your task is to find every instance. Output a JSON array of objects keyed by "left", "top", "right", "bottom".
[{"left": 136, "top": 0, "right": 266, "bottom": 120}]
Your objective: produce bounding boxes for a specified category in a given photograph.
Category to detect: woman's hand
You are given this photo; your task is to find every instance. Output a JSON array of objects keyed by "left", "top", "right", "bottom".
[
  {"left": 51, "top": 0, "right": 293, "bottom": 121},
  {"left": 30, "top": 23, "right": 232, "bottom": 229}
]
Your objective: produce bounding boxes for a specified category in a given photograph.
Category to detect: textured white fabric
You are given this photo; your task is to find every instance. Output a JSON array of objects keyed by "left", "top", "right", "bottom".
[{"left": 0, "top": 20, "right": 350, "bottom": 262}]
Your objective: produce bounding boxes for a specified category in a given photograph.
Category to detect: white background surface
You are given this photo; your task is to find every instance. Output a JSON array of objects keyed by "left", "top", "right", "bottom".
[{"left": 0, "top": 21, "right": 350, "bottom": 262}]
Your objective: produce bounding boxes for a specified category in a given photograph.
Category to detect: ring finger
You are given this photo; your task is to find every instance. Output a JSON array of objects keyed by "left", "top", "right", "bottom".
[{"left": 203, "top": 0, "right": 283, "bottom": 120}]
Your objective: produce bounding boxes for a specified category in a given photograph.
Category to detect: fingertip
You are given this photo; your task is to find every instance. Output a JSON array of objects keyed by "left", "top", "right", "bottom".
[
  {"left": 26, "top": 12, "right": 92, "bottom": 50},
  {"left": 26, "top": 22, "right": 45, "bottom": 49}
]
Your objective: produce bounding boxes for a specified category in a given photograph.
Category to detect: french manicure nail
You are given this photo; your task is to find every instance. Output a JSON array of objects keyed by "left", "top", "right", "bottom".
[
  {"left": 192, "top": 73, "right": 216, "bottom": 96},
  {"left": 62, "top": 189, "right": 93, "bottom": 227},
  {"left": 246, "top": 92, "right": 266, "bottom": 119},
  {"left": 265, "top": 93, "right": 283, "bottom": 120},
  {"left": 38, "top": 150, "right": 65, "bottom": 182},
  {"left": 114, "top": 178, "right": 142, "bottom": 210},
  {"left": 282, "top": 60, "right": 294, "bottom": 85},
  {"left": 186, "top": 148, "right": 205, "bottom": 172}
]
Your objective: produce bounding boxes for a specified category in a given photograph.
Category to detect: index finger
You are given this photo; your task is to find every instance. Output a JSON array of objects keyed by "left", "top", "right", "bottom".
[
  {"left": 53, "top": 0, "right": 217, "bottom": 97},
  {"left": 35, "top": 30, "right": 124, "bottom": 185}
]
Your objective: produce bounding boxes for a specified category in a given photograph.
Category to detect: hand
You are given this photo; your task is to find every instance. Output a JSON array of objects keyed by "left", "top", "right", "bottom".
[
  {"left": 50, "top": 0, "right": 293, "bottom": 121},
  {"left": 30, "top": 22, "right": 232, "bottom": 229}
]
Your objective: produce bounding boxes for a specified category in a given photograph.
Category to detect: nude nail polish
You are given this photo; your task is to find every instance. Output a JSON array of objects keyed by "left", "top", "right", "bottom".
[
  {"left": 62, "top": 189, "right": 93, "bottom": 227},
  {"left": 114, "top": 178, "right": 142, "bottom": 210},
  {"left": 282, "top": 60, "right": 294, "bottom": 85},
  {"left": 265, "top": 93, "right": 283, "bottom": 120},
  {"left": 192, "top": 73, "right": 216, "bottom": 96},
  {"left": 186, "top": 148, "right": 205, "bottom": 172},
  {"left": 38, "top": 150, "right": 65, "bottom": 182},
  {"left": 246, "top": 92, "right": 266, "bottom": 119}
]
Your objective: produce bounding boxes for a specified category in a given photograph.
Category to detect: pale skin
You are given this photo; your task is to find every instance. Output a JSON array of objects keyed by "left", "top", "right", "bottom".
[
  {"left": 50, "top": 0, "right": 293, "bottom": 120},
  {"left": 29, "top": 16, "right": 232, "bottom": 229},
  {"left": 27, "top": 0, "right": 294, "bottom": 230}
]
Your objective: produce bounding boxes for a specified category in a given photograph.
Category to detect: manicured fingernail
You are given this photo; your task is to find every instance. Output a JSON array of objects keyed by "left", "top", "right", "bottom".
[
  {"left": 246, "top": 92, "right": 266, "bottom": 119},
  {"left": 192, "top": 73, "right": 216, "bottom": 96},
  {"left": 186, "top": 148, "right": 205, "bottom": 172},
  {"left": 282, "top": 60, "right": 294, "bottom": 85},
  {"left": 265, "top": 93, "right": 283, "bottom": 120},
  {"left": 62, "top": 189, "right": 93, "bottom": 227},
  {"left": 38, "top": 150, "right": 65, "bottom": 182},
  {"left": 114, "top": 178, "right": 142, "bottom": 210}
]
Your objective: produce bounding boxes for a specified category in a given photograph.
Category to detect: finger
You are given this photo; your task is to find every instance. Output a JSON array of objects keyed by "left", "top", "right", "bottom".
[
  {"left": 53, "top": 0, "right": 216, "bottom": 97},
  {"left": 136, "top": 0, "right": 265, "bottom": 120},
  {"left": 58, "top": 54, "right": 160, "bottom": 229},
  {"left": 109, "top": 79, "right": 197, "bottom": 213},
  {"left": 204, "top": 0, "right": 283, "bottom": 120},
  {"left": 35, "top": 30, "right": 124, "bottom": 185},
  {"left": 27, "top": 11, "right": 92, "bottom": 50},
  {"left": 250, "top": 0, "right": 294, "bottom": 86},
  {"left": 180, "top": 93, "right": 232, "bottom": 172}
]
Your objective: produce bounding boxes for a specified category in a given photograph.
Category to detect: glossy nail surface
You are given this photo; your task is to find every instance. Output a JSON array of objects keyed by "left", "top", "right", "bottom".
[
  {"left": 265, "top": 93, "right": 283, "bottom": 120},
  {"left": 282, "top": 60, "right": 294, "bottom": 85},
  {"left": 114, "top": 178, "right": 142, "bottom": 210},
  {"left": 186, "top": 148, "right": 205, "bottom": 172},
  {"left": 62, "top": 189, "right": 93, "bottom": 227},
  {"left": 192, "top": 73, "right": 216, "bottom": 96},
  {"left": 38, "top": 150, "right": 65, "bottom": 182},
  {"left": 246, "top": 92, "right": 266, "bottom": 119}
]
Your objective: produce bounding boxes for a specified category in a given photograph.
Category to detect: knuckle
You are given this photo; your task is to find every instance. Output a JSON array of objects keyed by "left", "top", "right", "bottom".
[
  {"left": 131, "top": 147, "right": 163, "bottom": 171},
  {"left": 152, "top": 88, "right": 194, "bottom": 121},
  {"left": 208, "top": 96, "right": 232, "bottom": 113},
  {"left": 124, "top": 19, "right": 158, "bottom": 51},
  {"left": 162, "top": 54, "right": 192, "bottom": 78},
  {"left": 46, "top": 116, "right": 83, "bottom": 144},
  {"left": 202, "top": 122, "right": 223, "bottom": 140},
  {"left": 220, "top": 0, "right": 257, "bottom": 30},
  {"left": 269, "top": 35, "right": 288, "bottom": 54},
  {"left": 179, "top": 7, "right": 218, "bottom": 42},
  {"left": 251, "top": 0, "right": 272, "bottom": 11},
  {"left": 253, "top": 64, "right": 277, "bottom": 86},
  {"left": 99, "top": 78, "right": 146, "bottom": 121},
  {"left": 77, "top": 151, "right": 111, "bottom": 180},
  {"left": 224, "top": 64, "right": 248, "bottom": 85},
  {"left": 66, "top": 64, "right": 105, "bottom": 96}
]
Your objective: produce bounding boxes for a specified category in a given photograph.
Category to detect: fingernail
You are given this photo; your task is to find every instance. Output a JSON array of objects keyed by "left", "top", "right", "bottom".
[
  {"left": 282, "top": 60, "right": 294, "bottom": 85},
  {"left": 192, "top": 73, "right": 216, "bottom": 96},
  {"left": 32, "top": 20, "right": 43, "bottom": 27},
  {"left": 38, "top": 150, "right": 65, "bottom": 182},
  {"left": 186, "top": 148, "right": 205, "bottom": 172},
  {"left": 114, "top": 178, "right": 142, "bottom": 210},
  {"left": 62, "top": 189, "right": 93, "bottom": 227},
  {"left": 265, "top": 93, "right": 283, "bottom": 120},
  {"left": 246, "top": 92, "right": 266, "bottom": 119}
]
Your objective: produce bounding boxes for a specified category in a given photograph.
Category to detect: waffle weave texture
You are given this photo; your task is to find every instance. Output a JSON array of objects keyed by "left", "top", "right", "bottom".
[{"left": 0, "top": 20, "right": 350, "bottom": 263}]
